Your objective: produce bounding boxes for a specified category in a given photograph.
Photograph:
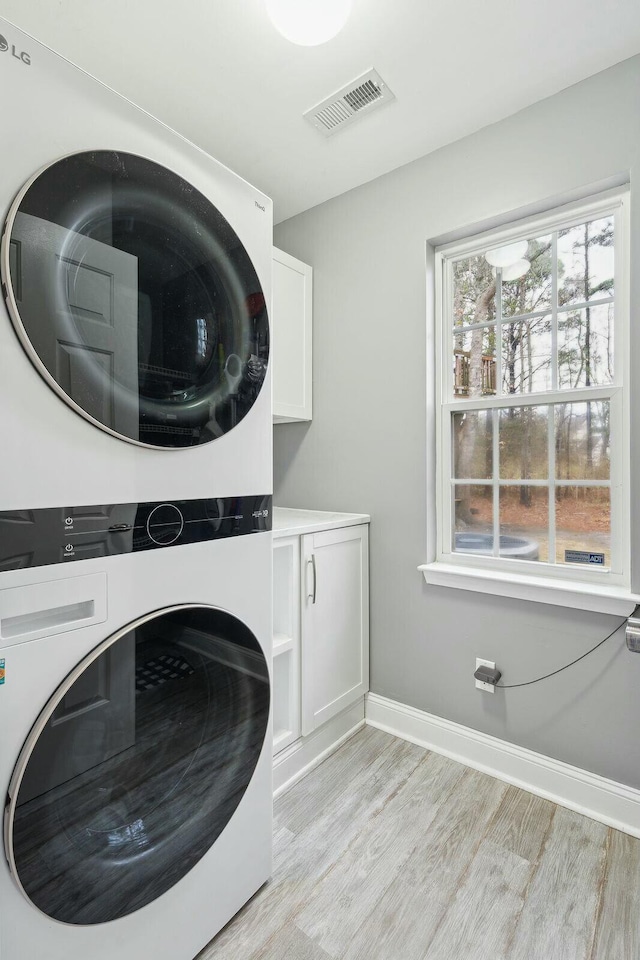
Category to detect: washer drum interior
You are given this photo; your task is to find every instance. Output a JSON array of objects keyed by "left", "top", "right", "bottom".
[{"left": 5, "top": 604, "right": 270, "bottom": 925}]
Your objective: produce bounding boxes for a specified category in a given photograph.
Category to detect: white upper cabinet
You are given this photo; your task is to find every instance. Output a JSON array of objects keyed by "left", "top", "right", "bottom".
[{"left": 272, "top": 247, "right": 312, "bottom": 423}]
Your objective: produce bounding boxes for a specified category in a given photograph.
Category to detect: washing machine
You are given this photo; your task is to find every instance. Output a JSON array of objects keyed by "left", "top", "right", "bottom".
[
  {"left": 0, "top": 493, "right": 272, "bottom": 959},
  {"left": 0, "top": 16, "right": 272, "bottom": 510},
  {"left": 0, "top": 19, "right": 275, "bottom": 959}
]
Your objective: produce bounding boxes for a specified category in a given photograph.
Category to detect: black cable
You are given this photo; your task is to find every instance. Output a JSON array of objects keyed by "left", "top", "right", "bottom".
[{"left": 495, "top": 609, "right": 634, "bottom": 689}]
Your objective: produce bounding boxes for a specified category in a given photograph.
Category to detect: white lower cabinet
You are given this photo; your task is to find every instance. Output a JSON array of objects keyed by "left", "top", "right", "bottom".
[
  {"left": 300, "top": 526, "right": 369, "bottom": 736},
  {"left": 272, "top": 510, "right": 370, "bottom": 789}
]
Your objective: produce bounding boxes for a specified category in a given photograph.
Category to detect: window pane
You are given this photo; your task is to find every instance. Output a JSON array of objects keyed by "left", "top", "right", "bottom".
[
  {"left": 452, "top": 327, "right": 496, "bottom": 398},
  {"left": 555, "top": 402, "right": 610, "bottom": 480},
  {"left": 501, "top": 317, "right": 552, "bottom": 394},
  {"left": 499, "top": 486, "right": 547, "bottom": 561},
  {"left": 556, "top": 487, "right": 610, "bottom": 567},
  {"left": 557, "top": 303, "right": 614, "bottom": 388},
  {"left": 453, "top": 411, "right": 492, "bottom": 479},
  {"left": 558, "top": 216, "right": 614, "bottom": 307},
  {"left": 501, "top": 234, "right": 553, "bottom": 318},
  {"left": 453, "top": 484, "right": 492, "bottom": 555},
  {"left": 499, "top": 406, "right": 548, "bottom": 479},
  {"left": 452, "top": 256, "right": 496, "bottom": 328}
]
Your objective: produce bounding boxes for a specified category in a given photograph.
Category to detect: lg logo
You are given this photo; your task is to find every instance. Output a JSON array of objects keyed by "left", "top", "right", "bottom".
[{"left": 0, "top": 34, "right": 31, "bottom": 65}]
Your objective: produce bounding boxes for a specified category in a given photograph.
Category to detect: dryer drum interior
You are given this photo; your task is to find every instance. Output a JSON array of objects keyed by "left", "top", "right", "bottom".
[
  {"left": 1, "top": 151, "right": 269, "bottom": 448},
  {"left": 6, "top": 605, "right": 270, "bottom": 925}
]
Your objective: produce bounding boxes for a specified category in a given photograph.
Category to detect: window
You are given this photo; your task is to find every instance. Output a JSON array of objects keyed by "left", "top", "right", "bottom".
[{"left": 425, "top": 190, "right": 631, "bottom": 610}]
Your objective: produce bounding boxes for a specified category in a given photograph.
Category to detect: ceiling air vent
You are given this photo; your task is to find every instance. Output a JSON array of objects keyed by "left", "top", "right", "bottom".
[{"left": 304, "top": 69, "right": 395, "bottom": 138}]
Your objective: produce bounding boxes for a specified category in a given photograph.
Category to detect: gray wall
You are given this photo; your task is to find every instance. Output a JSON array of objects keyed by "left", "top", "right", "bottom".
[{"left": 274, "top": 56, "right": 640, "bottom": 789}]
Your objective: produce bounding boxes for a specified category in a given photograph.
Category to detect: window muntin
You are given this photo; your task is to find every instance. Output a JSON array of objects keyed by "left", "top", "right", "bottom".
[{"left": 437, "top": 195, "right": 627, "bottom": 585}]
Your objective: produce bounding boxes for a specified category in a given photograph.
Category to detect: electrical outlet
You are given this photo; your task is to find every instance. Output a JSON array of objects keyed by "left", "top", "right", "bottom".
[{"left": 476, "top": 658, "right": 496, "bottom": 693}]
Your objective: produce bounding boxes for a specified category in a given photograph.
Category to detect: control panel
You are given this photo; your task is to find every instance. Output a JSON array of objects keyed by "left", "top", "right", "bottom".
[{"left": 0, "top": 495, "right": 271, "bottom": 572}]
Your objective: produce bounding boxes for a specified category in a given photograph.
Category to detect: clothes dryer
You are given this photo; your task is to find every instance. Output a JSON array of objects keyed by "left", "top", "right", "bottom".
[
  {"left": 0, "top": 494, "right": 272, "bottom": 960},
  {"left": 0, "top": 18, "right": 272, "bottom": 510}
]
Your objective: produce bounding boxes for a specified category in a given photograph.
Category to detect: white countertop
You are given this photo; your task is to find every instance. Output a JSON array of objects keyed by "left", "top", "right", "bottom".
[{"left": 273, "top": 507, "right": 370, "bottom": 538}]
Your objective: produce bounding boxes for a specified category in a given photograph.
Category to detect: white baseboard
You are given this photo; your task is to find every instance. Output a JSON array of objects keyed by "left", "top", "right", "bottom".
[
  {"left": 366, "top": 693, "right": 640, "bottom": 839},
  {"left": 273, "top": 699, "right": 365, "bottom": 799}
]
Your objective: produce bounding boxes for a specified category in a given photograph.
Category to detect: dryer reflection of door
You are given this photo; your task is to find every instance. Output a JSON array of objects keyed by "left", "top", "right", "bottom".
[
  {"left": 9, "top": 212, "right": 139, "bottom": 439},
  {"left": 18, "top": 635, "right": 136, "bottom": 804},
  {"left": 0, "top": 503, "right": 137, "bottom": 572}
]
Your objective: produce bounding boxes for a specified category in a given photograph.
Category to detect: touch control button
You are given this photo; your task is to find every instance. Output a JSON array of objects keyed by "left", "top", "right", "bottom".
[{"left": 146, "top": 503, "right": 184, "bottom": 546}]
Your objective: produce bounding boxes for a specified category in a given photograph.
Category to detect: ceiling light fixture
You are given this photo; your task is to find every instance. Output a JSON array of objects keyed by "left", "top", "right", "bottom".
[
  {"left": 500, "top": 258, "right": 531, "bottom": 282},
  {"left": 484, "top": 240, "right": 528, "bottom": 268},
  {"left": 265, "top": 0, "right": 352, "bottom": 46}
]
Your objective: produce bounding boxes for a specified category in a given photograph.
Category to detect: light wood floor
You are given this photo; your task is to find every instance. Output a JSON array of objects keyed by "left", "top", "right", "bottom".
[{"left": 199, "top": 726, "right": 640, "bottom": 960}]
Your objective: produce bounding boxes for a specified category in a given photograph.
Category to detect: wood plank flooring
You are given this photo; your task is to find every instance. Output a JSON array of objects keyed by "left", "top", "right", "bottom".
[{"left": 198, "top": 726, "right": 640, "bottom": 960}]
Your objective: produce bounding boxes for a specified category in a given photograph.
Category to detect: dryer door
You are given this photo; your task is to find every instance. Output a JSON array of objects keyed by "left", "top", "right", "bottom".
[
  {"left": 5, "top": 605, "right": 270, "bottom": 925},
  {"left": 1, "top": 151, "right": 269, "bottom": 447}
]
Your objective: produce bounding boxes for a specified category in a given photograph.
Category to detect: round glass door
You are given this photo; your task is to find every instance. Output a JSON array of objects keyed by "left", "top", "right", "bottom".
[
  {"left": 6, "top": 605, "right": 270, "bottom": 925},
  {"left": 1, "top": 151, "right": 269, "bottom": 447}
]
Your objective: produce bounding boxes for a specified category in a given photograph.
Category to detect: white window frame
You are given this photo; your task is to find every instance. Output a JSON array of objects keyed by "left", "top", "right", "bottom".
[{"left": 420, "top": 188, "right": 636, "bottom": 616}]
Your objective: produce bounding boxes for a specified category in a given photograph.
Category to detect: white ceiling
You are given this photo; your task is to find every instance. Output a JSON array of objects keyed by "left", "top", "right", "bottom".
[{"left": 2, "top": 0, "right": 640, "bottom": 223}]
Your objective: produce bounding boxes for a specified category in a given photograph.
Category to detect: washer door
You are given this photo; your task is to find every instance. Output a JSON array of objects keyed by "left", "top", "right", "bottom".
[
  {"left": 5, "top": 605, "right": 270, "bottom": 925},
  {"left": 1, "top": 151, "right": 269, "bottom": 447}
]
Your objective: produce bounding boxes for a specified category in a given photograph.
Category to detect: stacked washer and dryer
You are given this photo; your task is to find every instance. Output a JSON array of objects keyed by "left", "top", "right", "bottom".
[{"left": 0, "top": 18, "right": 273, "bottom": 960}]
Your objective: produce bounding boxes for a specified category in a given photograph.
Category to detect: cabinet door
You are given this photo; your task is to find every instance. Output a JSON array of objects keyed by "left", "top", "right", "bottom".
[
  {"left": 272, "top": 247, "right": 312, "bottom": 422},
  {"left": 301, "top": 525, "right": 369, "bottom": 736}
]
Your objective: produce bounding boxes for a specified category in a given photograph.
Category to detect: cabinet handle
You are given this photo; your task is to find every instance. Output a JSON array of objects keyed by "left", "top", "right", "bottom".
[{"left": 307, "top": 555, "right": 317, "bottom": 604}]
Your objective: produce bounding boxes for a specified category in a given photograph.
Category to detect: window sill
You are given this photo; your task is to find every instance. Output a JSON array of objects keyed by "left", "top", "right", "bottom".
[{"left": 418, "top": 562, "right": 638, "bottom": 616}]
